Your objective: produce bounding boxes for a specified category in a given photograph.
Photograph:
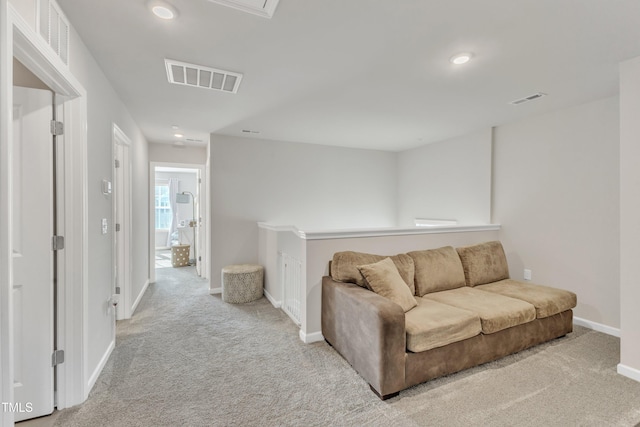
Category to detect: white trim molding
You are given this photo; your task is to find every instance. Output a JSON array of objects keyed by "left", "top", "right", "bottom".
[
  {"left": 87, "top": 339, "right": 115, "bottom": 393},
  {"left": 131, "top": 279, "right": 150, "bottom": 315},
  {"left": 299, "top": 330, "right": 324, "bottom": 344},
  {"left": 0, "top": 0, "right": 13, "bottom": 423},
  {"left": 573, "top": 316, "right": 620, "bottom": 337},
  {"left": 617, "top": 364, "right": 640, "bottom": 383},
  {"left": 209, "top": 287, "right": 222, "bottom": 295},
  {"left": 264, "top": 289, "right": 281, "bottom": 308},
  {"left": 258, "top": 222, "right": 501, "bottom": 241}
]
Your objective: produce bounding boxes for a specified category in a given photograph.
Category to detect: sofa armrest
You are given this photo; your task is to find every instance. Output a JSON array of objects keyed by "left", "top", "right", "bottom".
[{"left": 322, "top": 276, "right": 406, "bottom": 397}]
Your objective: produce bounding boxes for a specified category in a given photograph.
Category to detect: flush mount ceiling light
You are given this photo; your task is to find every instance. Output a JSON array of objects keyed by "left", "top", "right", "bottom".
[
  {"left": 174, "top": 133, "right": 183, "bottom": 138},
  {"left": 149, "top": 1, "right": 178, "bottom": 19},
  {"left": 450, "top": 52, "right": 473, "bottom": 65}
]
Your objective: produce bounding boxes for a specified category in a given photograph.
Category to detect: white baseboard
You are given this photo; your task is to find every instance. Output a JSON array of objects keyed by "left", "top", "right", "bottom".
[
  {"left": 299, "top": 329, "right": 324, "bottom": 344},
  {"left": 131, "top": 279, "right": 150, "bottom": 315},
  {"left": 617, "top": 364, "right": 640, "bottom": 383},
  {"left": 209, "top": 287, "right": 221, "bottom": 294},
  {"left": 573, "top": 316, "right": 620, "bottom": 337},
  {"left": 87, "top": 339, "right": 115, "bottom": 393},
  {"left": 264, "top": 289, "right": 281, "bottom": 308}
]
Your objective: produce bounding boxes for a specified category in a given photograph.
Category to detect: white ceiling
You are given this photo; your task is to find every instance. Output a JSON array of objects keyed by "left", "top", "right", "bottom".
[{"left": 56, "top": 0, "right": 640, "bottom": 151}]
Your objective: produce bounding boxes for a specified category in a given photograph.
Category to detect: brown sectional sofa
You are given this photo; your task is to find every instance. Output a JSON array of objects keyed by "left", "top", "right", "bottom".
[{"left": 321, "top": 241, "right": 577, "bottom": 399}]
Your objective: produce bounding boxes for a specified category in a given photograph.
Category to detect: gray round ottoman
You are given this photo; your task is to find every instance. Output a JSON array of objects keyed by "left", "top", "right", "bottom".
[{"left": 221, "top": 264, "right": 264, "bottom": 303}]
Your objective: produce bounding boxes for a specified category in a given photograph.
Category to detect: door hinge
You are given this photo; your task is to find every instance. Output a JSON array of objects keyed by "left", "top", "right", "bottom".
[
  {"left": 114, "top": 159, "right": 120, "bottom": 168},
  {"left": 115, "top": 286, "right": 121, "bottom": 294},
  {"left": 115, "top": 223, "right": 121, "bottom": 232},
  {"left": 50, "top": 120, "right": 64, "bottom": 136},
  {"left": 52, "top": 349, "right": 65, "bottom": 366},
  {"left": 52, "top": 235, "right": 65, "bottom": 250}
]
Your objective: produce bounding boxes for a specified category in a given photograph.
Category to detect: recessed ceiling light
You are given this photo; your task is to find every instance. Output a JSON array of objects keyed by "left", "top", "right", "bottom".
[
  {"left": 150, "top": 2, "right": 177, "bottom": 20},
  {"left": 450, "top": 52, "right": 473, "bottom": 65},
  {"left": 174, "top": 133, "right": 183, "bottom": 138}
]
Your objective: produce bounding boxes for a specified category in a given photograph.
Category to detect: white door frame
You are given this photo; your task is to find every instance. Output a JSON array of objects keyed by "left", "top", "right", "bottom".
[
  {"left": 113, "top": 124, "right": 132, "bottom": 320},
  {"left": 149, "top": 161, "right": 209, "bottom": 286},
  {"left": 1, "top": 5, "right": 88, "bottom": 424}
]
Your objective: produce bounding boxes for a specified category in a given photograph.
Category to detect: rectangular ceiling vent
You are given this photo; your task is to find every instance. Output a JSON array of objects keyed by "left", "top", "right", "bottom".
[
  {"left": 207, "top": 0, "right": 280, "bottom": 19},
  {"left": 510, "top": 92, "right": 547, "bottom": 105},
  {"left": 165, "top": 59, "right": 243, "bottom": 94}
]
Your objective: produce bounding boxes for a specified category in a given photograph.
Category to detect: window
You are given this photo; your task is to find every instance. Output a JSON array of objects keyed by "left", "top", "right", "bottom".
[{"left": 155, "top": 181, "right": 172, "bottom": 230}]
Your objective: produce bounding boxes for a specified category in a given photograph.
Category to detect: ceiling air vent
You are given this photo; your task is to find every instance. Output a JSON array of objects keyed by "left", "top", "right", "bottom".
[
  {"left": 510, "top": 92, "right": 547, "bottom": 105},
  {"left": 207, "top": 0, "right": 280, "bottom": 19},
  {"left": 165, "top": 59, "right": 243, "bottom": 94}
]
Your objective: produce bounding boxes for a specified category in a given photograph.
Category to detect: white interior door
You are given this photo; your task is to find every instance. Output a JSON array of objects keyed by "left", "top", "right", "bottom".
[
  {"left": 12, "top": 86, "right": 55, "bottom": 421},
  {"left": 113, "top": 126, "right": 132, "bottom": 320}
]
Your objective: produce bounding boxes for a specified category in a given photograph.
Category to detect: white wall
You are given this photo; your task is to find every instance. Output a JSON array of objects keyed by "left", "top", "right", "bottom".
[
  {"left": 397, "top": 128, "right": 492, "bottom": 226},
  {"left": 619, "top": 57, "right": 640, "bottom": 381},
  {"left": 493, "top": 96, "right": 620, "bottom": 329},
  {"left": 65, "top": 23, "right": 150, "bottom": 381},
  {"left": 210, "top": 135, "right": 397, "bottom": 287},
  {"left": 149, "top": 142, "right": 207, "bottom": 164}
]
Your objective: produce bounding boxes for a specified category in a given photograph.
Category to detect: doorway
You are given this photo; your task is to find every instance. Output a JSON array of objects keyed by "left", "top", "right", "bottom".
[
  {"left": 2, "top": 6, "right": 89, "bottom": 423},
  {"left": 150, "top": 163, "right": 208, "bottom": 285}
]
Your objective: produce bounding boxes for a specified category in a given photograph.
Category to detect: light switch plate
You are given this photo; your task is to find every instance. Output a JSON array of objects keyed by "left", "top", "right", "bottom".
[
  {"left": 101, "top": 218, "right": 108, "bottom": 234},
  {"left": 102, "top": 179, "right": 112, "bottom": 195}
]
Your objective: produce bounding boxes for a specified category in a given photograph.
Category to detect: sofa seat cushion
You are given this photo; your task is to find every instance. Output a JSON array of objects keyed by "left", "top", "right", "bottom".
[
  {"left": 331, "top": 251, "right": 415, "bottom": 294},
  {"left": 475, "top": 279, "right": 577, "bottom": 319},
  {"left": 456, "top": 241, "right": 510, "bottom": 287},
  {"left": 407, "top": 246, "right": 466, "bottom": 296},
  {"left": 405, "top": 297, "right": 481, "bottom": 352},
  {"left": 424, "top": 287, "right": 536, "bottom": 334}
]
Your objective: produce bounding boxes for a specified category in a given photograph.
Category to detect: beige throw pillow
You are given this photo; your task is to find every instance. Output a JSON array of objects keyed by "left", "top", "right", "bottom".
[
  {"left": 357, "top": 257, "right": 418, "bottom": 312},
  {"left": 331, "top": 251, "right": 415, "bottom": 294}
]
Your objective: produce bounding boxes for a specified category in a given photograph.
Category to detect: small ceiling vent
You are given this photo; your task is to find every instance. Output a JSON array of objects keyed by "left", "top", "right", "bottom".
[
  {"left": 165, "top": 59, "right": 243, "bottom": 94},
  {"left": 510, "top": 92, "right": 547, "bottom": 105},
  {"left": 207, "top": 0, "right": 280, "bottom": 19}
]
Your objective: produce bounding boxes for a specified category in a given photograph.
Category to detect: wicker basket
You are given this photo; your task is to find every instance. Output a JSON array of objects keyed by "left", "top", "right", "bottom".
[{"left": 171, "top": 244, "right": 190, "bottom": 268}]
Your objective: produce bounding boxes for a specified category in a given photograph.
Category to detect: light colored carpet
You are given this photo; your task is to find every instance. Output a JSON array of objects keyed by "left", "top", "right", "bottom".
[
  {"left": 154, "top": 249, "right": 172, "bottom": 269},
  {"left": 54, "top": 267, "right": 640, "bottom": 426}
]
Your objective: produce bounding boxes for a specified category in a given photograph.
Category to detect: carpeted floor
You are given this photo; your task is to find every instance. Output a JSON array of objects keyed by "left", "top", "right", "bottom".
[
  {"left": 154, "top": 249, "right": 173, "bottom": 269},
  {"left": 53, "top": 267, "right": 640, "bottom": 426}
]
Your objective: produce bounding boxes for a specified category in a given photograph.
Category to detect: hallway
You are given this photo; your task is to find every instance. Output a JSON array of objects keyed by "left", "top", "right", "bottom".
[{"left": 49, "top": 266, "right": 367, "bottom": 426}]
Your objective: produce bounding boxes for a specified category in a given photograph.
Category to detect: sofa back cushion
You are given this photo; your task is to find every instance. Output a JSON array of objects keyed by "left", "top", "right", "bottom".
[
  {"left": 357, "top": 257, "right": 417, "bottom": 312},
  {"left": 456, "top": 241, "right": 510, "bottom": 286},
  {"left": 331, "top": 251, "right": 415, "bottom": 294},
  {"left": 407, "top": 246, "right": 466, "bottom": 296}
]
